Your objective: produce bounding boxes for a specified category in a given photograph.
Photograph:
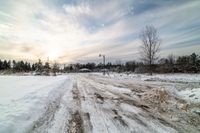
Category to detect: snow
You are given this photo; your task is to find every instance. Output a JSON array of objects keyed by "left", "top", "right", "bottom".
[
  {"left": 178, "top": 88, "right": 200, "bottom": 103},
  {"left": 0, "top": 73, "right": 200, "bottom": 133},
  {"left": 141, "top": 74, "right": 200, "bottom": 83},
  {"left": 100, "top": 73, "right": 200, "bottom": 83},
  {"left": 120, "top": 103, "right": 141, "bottom": 114},
  {"left": 109, "top": 86, "right": 132, "bottom": 94},
  {"left": 99, "top": 72, "right": 200, "bottom": 102},
  {"left": 0, "top": 76, "right": 71, "bottom": 133}
]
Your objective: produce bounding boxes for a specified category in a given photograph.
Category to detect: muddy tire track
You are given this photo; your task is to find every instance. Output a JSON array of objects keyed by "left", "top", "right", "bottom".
[
  {"left": 67, "top": 111, "right": 84, "bottom": 133},
  {"left": 67, "top": 82, "right": 83, "bottom": 133},
  {"left": 68, "top": 81, "right": 94, "bottom": 133}
]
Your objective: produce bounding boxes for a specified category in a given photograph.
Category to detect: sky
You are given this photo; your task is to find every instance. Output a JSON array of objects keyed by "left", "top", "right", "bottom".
[{"left": 0, "top": 0, "right": 200, "bottom": 64}]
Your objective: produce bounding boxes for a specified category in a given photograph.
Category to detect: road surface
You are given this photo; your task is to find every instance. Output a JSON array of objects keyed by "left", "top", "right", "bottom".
[{"left": 30, "top": 73, "right": 200, "bottom": 133}]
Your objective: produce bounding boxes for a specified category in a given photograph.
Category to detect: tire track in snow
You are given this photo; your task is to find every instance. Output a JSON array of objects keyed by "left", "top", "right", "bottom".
[
  {"left": 28, "top": 74, "right": 178, "bottom": 133},
  {"left": 30, "top": 78, "right": 73, "bottom": 133},
  {"left": 77, "top": 75, "right": 177, "bottom": 133},
  {"left": 79, "top": 77, "right": 134, "bottom": 133},
  {"left": 77, "top": 76, "right": 128, "bottom": 133},
  {"left": 67, "top": 81, "right": 84, "bottom": 133}
]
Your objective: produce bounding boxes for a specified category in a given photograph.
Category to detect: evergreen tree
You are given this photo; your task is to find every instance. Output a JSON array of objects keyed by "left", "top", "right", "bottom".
[
  {"left": 44, "top": 62, "right": 50, "bottom": 75},
  {"left": 31, "top": 64, "right": 36, "bottom": 71},
  {"left": 0, "top": 60, "right": 3, "bottom": 70},
  {"left": 35, "top": 59, "right": 43, "bottom": 72},
  {"left": 52, "top": 62, "right": 59, "bottom": 76}
]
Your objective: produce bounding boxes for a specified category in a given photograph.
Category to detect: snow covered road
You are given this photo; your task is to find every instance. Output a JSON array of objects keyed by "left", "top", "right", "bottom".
[
  {"left": 74, "top": 74, "right": 177, "bottom": 133},
  {"left": 0, "top": 73, "right": 200, "bottom": 133}
]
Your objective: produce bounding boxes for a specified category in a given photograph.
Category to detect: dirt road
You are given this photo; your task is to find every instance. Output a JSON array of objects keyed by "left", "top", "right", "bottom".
[{"left": 30, "top": 74, "right": 200, "bottom": 133}]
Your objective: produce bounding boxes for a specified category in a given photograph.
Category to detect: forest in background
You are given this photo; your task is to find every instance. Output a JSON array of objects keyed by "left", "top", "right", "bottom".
[{"left": 0, "top": 53, "right": 200, "bottom": 74}]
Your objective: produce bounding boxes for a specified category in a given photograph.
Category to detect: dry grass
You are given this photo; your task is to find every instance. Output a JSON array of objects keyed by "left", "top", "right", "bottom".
[{"left": 143, "top": 88, "right": 169, "bottom": 105}]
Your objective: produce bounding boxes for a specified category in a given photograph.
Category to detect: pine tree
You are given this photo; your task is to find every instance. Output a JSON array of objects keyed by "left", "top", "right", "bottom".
[
  {"left": 0, "top": 60, "right": 3, "bottom": 70},
  {"left": 44, "top": 62, "right": 50, "bottom": 75}
]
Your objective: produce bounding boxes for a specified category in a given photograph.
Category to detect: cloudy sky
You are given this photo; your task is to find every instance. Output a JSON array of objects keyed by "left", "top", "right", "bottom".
[{"left": 0, "top": 0, "right": 200, "bottom": 63}]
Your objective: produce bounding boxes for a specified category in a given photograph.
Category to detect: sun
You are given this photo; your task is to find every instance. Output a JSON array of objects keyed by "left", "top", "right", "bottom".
[{"left": 47, "top": 50, "right": 59, "bottom": 61}]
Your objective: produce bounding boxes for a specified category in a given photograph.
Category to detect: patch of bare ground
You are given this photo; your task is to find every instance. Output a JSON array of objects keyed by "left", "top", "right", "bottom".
[
  {"left": 72, "top": 82, "right": 81, "bottom": 106},
  {"left": 65, "top": 82, "right": 84, "bottom": 133},
  {"left": 94, "top": 92, "right": 104, "bottom": 104},
  {"left": 112, "top": 109, "right": 128, "bottom": 127},
  {"left": 140, "top": 87, "right": 200, "bottom": 132},
  {"left": 142, "top": 88, "right": 169, "bottom": 106},
  {"left": 67, "top": 111, "right": 84, "bottom": 133}
]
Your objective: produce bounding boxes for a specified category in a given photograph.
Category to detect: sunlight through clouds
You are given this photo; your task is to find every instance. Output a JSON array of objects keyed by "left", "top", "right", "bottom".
[{"left": 0, "top": 0, "right": 200, "bottom": 63}]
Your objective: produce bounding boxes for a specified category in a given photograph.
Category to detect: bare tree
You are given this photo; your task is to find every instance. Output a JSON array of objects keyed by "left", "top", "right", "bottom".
[
  {"left": 140, "top": 25, "right": 161, "bottom": 75},
  {"left": 168, "top": 54, "right": 175, "bottom": 65}
]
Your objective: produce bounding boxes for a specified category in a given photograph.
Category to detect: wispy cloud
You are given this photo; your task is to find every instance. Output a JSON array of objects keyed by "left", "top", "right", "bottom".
[{"left": 0, "top": 0, "right": 199, "bottom": 63}]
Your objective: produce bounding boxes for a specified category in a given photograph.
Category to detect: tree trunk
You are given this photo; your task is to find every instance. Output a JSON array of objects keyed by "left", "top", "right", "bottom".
[{"left": 149, "top": 64, "right": 152, "bottom": 75}]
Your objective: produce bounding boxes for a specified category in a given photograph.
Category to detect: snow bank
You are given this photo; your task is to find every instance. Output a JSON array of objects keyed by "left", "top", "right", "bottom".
[
  {"left": 178, "top": 88, "right": 200, "bottom": 103},
  {"left": 0, "top": 76, "right": 70, "bottom": 133},
  {"left": 96, "top": 72, "right": 200, "bottom": 83},
  {"left": 141, "top": 74, "right": 200, "bottom": 83}
]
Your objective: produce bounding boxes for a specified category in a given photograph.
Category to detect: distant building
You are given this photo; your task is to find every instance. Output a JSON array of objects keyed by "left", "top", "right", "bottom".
[{"left": 79, "top": 68, "right": 91, "bottom": 73}]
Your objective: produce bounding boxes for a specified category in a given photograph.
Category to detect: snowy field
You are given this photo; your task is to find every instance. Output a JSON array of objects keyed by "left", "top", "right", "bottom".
[
  {"left": 0, "top": 76, "right": 72, "bottom": 133},
  {"left": 0, "top": 73, "right": 200, "bottom": 133}
]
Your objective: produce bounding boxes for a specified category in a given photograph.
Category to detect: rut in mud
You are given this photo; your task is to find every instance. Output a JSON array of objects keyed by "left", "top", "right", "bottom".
[
  {"left": 67, "top": 111, "right": 84, "bottom": 133},
  {"left": 67, "top": 82, "right": 84, "bottom": 133}
]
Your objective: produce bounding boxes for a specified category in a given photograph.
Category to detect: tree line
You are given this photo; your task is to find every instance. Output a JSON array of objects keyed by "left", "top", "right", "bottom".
[
  {"left": 63, "top": 53, "right": 200, "bottom": 73},
  {"left": 0, "top": 59, "right": 59, "bottom": 75},
  {"left": 0, "top": 52, "right": 200, "bottom": 74}
]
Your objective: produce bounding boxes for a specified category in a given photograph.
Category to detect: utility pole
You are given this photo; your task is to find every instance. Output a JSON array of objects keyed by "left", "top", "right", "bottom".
[{"left": 99, "top": 54, "right": 106, "bottom": 75}]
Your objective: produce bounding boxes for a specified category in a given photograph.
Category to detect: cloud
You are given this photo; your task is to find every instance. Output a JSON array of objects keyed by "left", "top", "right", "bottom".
[
  {"left": 63, "top": 3, "right": 92, "bottom": 16},
  {"left": 0, "top": 0, "right": 200, "bottom": 63},
  {"left": 63, "top": 0, "right": 134, "bottom": 32}
]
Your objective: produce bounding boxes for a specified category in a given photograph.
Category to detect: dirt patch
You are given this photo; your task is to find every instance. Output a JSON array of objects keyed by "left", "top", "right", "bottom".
[
  {"left": 94, "top": 93, "right": 104, "bottom": 103},
  {"left": 140, "top": 87, "right": 200, "bottom": 132},
  {"left": 72, "top": 83, "right": 81, "bottom": 106},
  {"left": 143, "top": 88, "right": 169, "bottom": 105},
  {"left": 67, "top": 111, "right": 84, "bottom": 133},
  {"left": 112, "top": 109, "right": 128, "bottom": 127}
]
